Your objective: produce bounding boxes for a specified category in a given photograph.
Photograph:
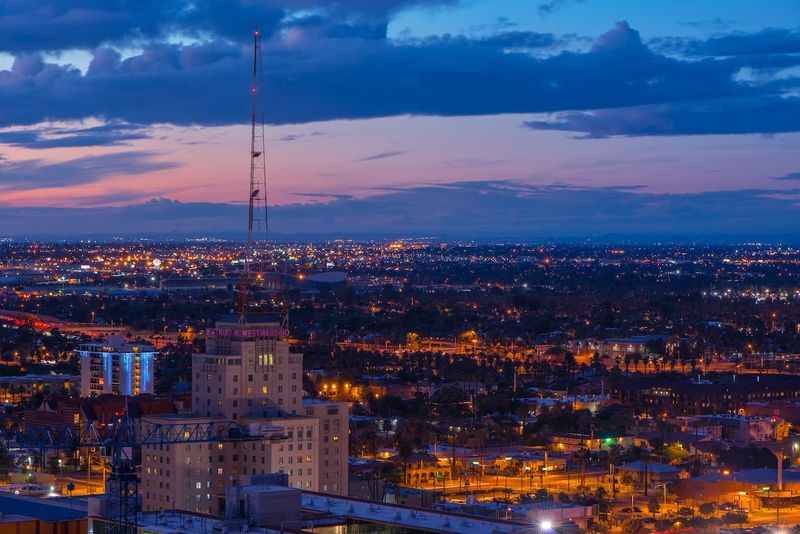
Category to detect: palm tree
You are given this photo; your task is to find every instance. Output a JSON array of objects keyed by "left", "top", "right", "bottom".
[
  {"left": 631, "top": 352, "right": 642, "bottom": 373},
  {"left": 574, "top": 447, "right": 591, "bottom": 491},
  {"left": 608, "top": 445, "right": 622, "bottom": 498}
]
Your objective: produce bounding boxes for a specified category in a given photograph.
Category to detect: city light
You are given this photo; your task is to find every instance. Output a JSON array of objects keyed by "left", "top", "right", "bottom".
[{"left": 0, "top": 1, "right": 798, "bottom": 531}]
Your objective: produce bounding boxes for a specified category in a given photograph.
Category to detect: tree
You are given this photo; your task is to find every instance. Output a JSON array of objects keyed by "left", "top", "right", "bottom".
[
  {"left": 721, "top": 511, "right": 747, "bottom": 525},
  {"left": 571, "top": 447, "right": 592, "bottom": 491},
  {"left": 620, "top": 518, "right": 648, "bottom": 534},
  {"left": 663, "top": 442, "right": 689, "bottom": 463},
  {"left": 586, "top": 523, "right": 610, "bottom": 534},
  {"left": 47, "top": 456, "right": 60, "bottom": 475},
  {"left": 655, "top": 519, "right": 673, "bottom": 531},
  {"left": 591, "top": 352, "right": 604, "bottom": 372},
  {"left": 699, "top": 502, "right": 716, "bottom": 517},
  {"left": 0, "top": 443, "right": 12, "bottom": 472},
  {"left": 564, "top": 352, "right": 577, "bottom": 376},
  {"left": 631, "top": 352, "right": 642, "bottom": 372},
  {"left": 647, "top": 496, "right": 661, "bottom": 516},
  {"left": 608, "top": 445, "right": 622, "bottom": 497},
  {"left": 645, "top": 338, "right": 666, "bottom": 356}
]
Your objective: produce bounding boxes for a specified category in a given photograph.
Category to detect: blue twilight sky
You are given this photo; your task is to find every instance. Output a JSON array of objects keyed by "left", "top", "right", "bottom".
[
  {"left": 394, "top": 0, "right": 800, "bottom": 39},
  {"left": 0, "top": 0, "right": 799, "bottom": 238}
]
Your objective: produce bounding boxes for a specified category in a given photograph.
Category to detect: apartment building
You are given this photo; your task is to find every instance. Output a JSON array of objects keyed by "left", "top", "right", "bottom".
[
  {"left": 140, "top": 415, "right": 291, "bottom": 515},
  {"left": 78, "top": 336, "right": 156, "bottom": 397},
  {"left": 141, "top": 315, "right": 348, "bottom": 515},
  {"left": 304, "top": 400, "right": 348, "bottom": 495}
]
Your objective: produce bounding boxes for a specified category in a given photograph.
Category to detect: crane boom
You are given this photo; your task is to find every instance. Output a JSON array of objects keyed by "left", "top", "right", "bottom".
[
  {"left": 3, "top": 417, "right": 271, "bottom": 534},
  {"left": 7, "top": 419, "right": 261, "bottom": 450}
]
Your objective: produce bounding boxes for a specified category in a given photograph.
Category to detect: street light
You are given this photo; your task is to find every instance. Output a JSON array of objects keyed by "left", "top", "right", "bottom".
[
  {"left": 654, "top": 482, "right": 668, "bottom": 507},
  {"left": 539, "top": 519, "right": 553, "bottom": 532}
]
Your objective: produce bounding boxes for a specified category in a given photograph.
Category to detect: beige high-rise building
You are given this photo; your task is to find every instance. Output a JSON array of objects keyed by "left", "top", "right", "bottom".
[
  {"left": 140, "top": 315, "right": 349, "bottom": 515},
  {"left": 193, "top": 316, "right": 303, "bottom": 418}
]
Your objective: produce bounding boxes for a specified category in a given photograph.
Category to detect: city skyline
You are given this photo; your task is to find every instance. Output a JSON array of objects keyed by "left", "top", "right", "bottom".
[
  {"left": 4, "top": 3, "right": 800, "bottom": 527},
  {"left": 1, "top": 0, "right": 800, "bottom": 238}
]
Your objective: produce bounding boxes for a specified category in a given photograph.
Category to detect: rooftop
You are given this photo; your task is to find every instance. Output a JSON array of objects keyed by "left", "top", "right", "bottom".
[
  {"left": 215, "top": 313, "right": 283, "bottom": 326},
  {"left": 0, "top": 495, "right": 86, "bottom": 522},
  {"left": 301, "top": 492, "right": 532, "bottom": 534},
  {"left": 79, "top": 335, "right": 156, "bottom": 353}
]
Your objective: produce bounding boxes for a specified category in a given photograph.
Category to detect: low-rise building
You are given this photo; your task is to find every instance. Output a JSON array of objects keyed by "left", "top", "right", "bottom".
[{"left": 0, "top": 374, "right": 78, "bottom": 405}]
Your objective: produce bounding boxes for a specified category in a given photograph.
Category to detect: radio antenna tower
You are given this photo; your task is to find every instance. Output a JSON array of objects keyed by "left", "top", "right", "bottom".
[{"left": 238, "top": 28, "right": 269, "bottom": 322}]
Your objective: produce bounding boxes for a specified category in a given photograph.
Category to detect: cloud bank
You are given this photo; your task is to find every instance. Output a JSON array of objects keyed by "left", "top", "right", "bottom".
[
  {"left": 2, "top": 180, "right": 800, "bottom": 240},
  {"left": 0, "top": 13, "right": 797, "bottom": 137}
]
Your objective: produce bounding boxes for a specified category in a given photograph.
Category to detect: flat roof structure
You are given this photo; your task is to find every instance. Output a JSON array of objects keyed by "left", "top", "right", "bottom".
[
  {"left": 301, "top": 492, "right": 534, "bottom": 533},
  {"left": 0, "top": 494, "right": 87, "bottom": 522}
]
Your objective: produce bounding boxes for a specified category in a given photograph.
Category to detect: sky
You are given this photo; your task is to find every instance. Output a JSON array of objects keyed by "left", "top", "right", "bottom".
[{"left": 1, "top": 0, "right": 800, "bottom": 239}]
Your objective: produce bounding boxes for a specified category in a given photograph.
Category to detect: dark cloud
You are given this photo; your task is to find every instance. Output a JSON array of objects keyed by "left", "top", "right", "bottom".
[
  {"left": 660, "top": 28, "right": 800, "bottom": 57},
  {"left": 356, "top": 150, "right": 408, "bottom": 162},
  {"left": 68, "top": 190, "right": 165, "bottom": 207},
  {"left": 772, "top": 171, "right": 800, "bottom": 181},
  {"left": 679, "top": 17, "right": 735, "bottom": 31},
  {"left": 0, "top": 122, "right": 148, "bottom": 149},
  {"left": 467, "top": 16, "right": 518, "bottom": 34},
  {"left": 3, "top": 21, "right": 791, "bottom": 130},
  {"left": 287, "top": 14, "right": 389, "bottom": 41},
  {"left": 475, "top": 31, "right": 559, "bottom": 49},
  {"left": 0, "top": 10, "right": 797, "bottom": 140},
  {"left": 277, "top": 131, "right": 326, "bottom": 142},
  {"left": 0, "top": 0, "right": 457, "bottom": 52},
  {"left": 0, "top": 151, "right": 178, "bottom": 191},
  {"left": 538, "top": 0, "right": 586, "bottom": 17},
  {"left": 4, "top": 180, "right": 800, "bottom": 239},
  {"left": 293, "top": 192, "right": 354, "bottom": 200},
  {"left": 522, "top": 24, "right": 800, "bottom": 137},
  {"left": 0, "top": 1, "right": 175, "bottom": 52},
  {"left": 524, "top": 95, "right": 800, "bottom": 137}
]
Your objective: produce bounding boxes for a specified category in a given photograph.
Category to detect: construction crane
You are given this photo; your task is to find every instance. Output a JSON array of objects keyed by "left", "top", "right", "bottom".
[{"left": 4, "top": 414, "right": 268, "bottom": 534}]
